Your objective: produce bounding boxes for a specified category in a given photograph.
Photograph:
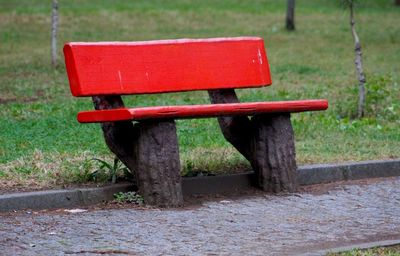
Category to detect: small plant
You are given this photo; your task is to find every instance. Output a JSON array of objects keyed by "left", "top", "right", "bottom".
[
  {"left": 336, "top": 75, "right": 398, "bottom": 121},
  {"left": 365, "top": 75, "right": 399, "bottom": 121},
  {"left": 114, "top": 191, "right": 144, "bottom": 205},
  {"left": 91, "top": 157, "right": 129, "bottom": 184}
]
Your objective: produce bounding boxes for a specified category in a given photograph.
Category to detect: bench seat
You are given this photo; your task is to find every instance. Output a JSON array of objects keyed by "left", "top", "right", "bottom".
[{"left": 77, "top": 99, "right": 328, "bottom": 123}]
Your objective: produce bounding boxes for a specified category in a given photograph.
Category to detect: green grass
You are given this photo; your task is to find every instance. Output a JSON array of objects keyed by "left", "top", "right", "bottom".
[
  {"left": 0, "top": 0, "right": 399, "bottom": 188},
  {"left": 327, "top": 244, "right": 400, "bottom": 256}
]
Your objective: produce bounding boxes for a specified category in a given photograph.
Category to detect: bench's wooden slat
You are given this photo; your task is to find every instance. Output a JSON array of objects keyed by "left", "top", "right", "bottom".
[
  {"left": 64, "top": 37, "right": 271, "bottom": 96},
  {"left": 77, "top": 99, "right": 328, "bottom": 123}
]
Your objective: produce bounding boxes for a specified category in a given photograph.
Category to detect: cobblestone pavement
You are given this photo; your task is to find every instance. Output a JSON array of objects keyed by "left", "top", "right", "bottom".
[{"left": 1, "top": 177, "right": 400, "bottom": 256}]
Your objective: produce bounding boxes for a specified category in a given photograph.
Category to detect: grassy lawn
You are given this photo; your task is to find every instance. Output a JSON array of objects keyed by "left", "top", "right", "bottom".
[
  {"left": 0, "top": 0, "right": 399, "bottom": 188},
  {"left": 327, "top": 244, "right": 400, "bottom": 256}
]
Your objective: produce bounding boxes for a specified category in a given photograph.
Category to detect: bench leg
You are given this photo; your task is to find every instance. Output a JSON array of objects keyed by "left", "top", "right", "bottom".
[
  {"left": 132, "top": 120, "right": 183, "bottom": 207},
  {"left": 92, "top": 95, "right": 139, "bottom": 183},
  {"left": 93, "top": 96, "right": 183, "bottom": 207},
  {"left": 208, "top": 90, "right": 298, "bottom": 193},
  {"left": 251, "top": 114, "right": 298, "bottom": 193}
]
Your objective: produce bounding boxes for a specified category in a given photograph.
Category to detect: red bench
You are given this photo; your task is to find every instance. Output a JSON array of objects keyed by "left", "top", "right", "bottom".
[{"left": 64, "top": 37, "right": 328, "bottom": 207}]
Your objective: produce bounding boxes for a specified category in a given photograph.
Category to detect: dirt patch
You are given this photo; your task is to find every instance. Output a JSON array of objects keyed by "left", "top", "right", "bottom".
[
  {"left": 0, "top": 96, "right": 40, "bottom": 104},
  {"left": 0, "top": 90, "right": 46, "bottom": 104}
]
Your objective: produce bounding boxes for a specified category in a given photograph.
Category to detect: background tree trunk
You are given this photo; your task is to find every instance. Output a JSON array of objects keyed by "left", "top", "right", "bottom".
[
  {"left": 208, "top": 90, "right": 254, "bottom": 163},
  {"left": 396, "top": 0, "right": 400, "bottom": 6},
  {"left": 349, "top": 1, "right": 366, "bottom": 118},
  {"left": 286, "top": 0, "right": 296, "bottom": 31},
  {"left": 51, "top": 0, "right": 59, "bottom": 67}
]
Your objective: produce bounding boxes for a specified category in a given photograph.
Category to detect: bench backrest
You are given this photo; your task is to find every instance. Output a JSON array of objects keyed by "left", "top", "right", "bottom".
[{"left": 64, "top": 37, "right": 271, "bottom": 97}]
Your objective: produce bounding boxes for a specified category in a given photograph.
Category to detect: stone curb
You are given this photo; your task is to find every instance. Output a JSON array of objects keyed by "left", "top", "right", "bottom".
[
  {"left": 182, "top": 159, "right": 400, "bottom": 195},
  {"left": 1, "top": 159, "right": 399, "bottom": 212},
  {"left": 304, "top": 239, "right": 400, "bottom": 256},
  {"left": 0, "top": 184, "right": 135, "bottom": 213},
  {"left": 298, "top": 159, "right": 400, "bottom": 185}
]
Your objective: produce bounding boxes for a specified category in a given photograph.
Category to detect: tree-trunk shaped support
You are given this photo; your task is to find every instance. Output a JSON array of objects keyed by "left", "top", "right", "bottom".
[
  {"left": 208, "top": 89, "right": 298, "bottom": 192},
  {"left": 251, "top": 114, "right": 297, "bottom": 192},
  {"left": 132, "top": 120, "right": 183, "bottom": 207},
  {"left": 92, "top": 96, "right": 183, "bottom": 207}
]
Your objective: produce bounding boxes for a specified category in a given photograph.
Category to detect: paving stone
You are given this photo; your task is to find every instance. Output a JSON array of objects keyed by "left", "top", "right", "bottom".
[{"left": 1, "top": 177, "right": 400, "bottom": 255}]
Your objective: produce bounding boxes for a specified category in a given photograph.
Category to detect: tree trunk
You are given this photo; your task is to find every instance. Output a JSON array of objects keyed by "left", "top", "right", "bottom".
[
  {"left": 251, "top": 114, "right": 297, "bottom": 192},
  {"left": 51, "top": 0, "right": 59, "bottom": 67},
  {"left": 132, "top": 120, "right": 183, "bottom": 207},
  {"left": 92, "top": 96, "right": 183, "bottom": 207},
  {"left": 349, "top": 2, "right": 366, "bottom": 118},
  {"left": 92, "top": 96, "right": 138, "bottom": 179},
  {"left": 286, "top": 0, "right": 296, "bottom": 31},
  {"left": 396, "top": 0, "right": 400, "bottom": 6},
  {"left": 208, "top": 89, "right": 254, "bottom": 162},
  {"left": 208, "top": 89, "right": 298, "bottom": 192}
]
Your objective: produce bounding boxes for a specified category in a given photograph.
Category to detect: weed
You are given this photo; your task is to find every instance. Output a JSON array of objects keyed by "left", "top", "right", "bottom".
[
  {"left": 90, "top": 157, "right": 129, "bottom": 184},
  {"left": 335, "top": 74, "right": 399, "bottom": 120},
  {"left": 365, "top": 75, "right": 399, "bottom": 121},
  {"left": 72, "top": 159, "right": 94, "bottom": 184},
  {"left": 113, "top": 191, "right": 144, "bottom": 205}
]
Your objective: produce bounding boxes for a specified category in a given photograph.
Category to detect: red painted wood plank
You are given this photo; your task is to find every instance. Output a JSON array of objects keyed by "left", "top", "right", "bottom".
[
  {"left": 63, "top": 37, "right": 271, "bottom": 96},
  {"left": 77, "top": 99, "right": 328, "bottom": 123}
]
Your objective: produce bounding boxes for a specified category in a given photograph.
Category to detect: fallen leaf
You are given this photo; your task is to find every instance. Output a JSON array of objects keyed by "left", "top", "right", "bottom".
[{"left": 64, "top": 209, "right": 87, "bottom": 213}]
